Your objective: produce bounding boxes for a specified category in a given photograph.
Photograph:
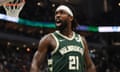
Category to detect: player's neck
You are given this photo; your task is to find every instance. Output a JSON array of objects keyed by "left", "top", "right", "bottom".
[{"left": 59, "top": 28, "right": 73, "bottom": 38}]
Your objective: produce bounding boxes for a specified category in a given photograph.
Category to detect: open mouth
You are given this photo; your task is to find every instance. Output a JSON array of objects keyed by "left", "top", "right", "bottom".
[{"left": 55, "top": 19, "right": 62, "bottom": 26}]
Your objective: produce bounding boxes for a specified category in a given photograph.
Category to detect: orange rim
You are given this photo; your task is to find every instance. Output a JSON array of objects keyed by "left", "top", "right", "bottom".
[{"left": 5, "top": 0, "right": 25, "bottom": 6}]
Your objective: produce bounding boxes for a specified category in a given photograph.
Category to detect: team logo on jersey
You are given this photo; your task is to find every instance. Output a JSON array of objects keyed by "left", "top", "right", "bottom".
[
  {"left": 75, "top": 37, "right": 81, "bottom": 42},
  {"left": 59, "top": 39, "right": 64, "bottom": 42}
]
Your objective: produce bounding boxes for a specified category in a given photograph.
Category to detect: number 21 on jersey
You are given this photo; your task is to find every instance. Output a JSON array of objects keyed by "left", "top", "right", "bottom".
[{"left": 69, "top": 56, "right": 79, "bottom": 70}]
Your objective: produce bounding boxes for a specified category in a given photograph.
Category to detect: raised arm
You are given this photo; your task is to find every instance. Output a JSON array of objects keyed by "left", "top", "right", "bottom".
[
  {"left": 82, "top": 36, "right": 96, "bottom": 72},
  {"left": 30, "top": 34, "right": 51, "bottom": 72}
]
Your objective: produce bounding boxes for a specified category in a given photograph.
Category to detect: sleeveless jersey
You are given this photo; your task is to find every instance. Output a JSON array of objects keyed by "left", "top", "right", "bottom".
[{"left": 48, "top": 31, "right": 85, "bottom": 72}]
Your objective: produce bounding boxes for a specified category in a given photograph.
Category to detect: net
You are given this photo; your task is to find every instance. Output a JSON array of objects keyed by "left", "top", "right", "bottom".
[{"left": 3, "top": 0, "right": 25, "bottom": 17}]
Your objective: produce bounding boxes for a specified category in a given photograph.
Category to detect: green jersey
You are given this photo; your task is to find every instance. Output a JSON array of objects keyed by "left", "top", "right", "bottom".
[{"left": 48, "top": 31, "right": 85, "bottom": 72}]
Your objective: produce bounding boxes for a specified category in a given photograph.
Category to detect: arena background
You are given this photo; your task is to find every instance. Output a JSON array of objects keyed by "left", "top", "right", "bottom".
[{"left": 0, "top": 0, "right": 120, "bottom": 72}]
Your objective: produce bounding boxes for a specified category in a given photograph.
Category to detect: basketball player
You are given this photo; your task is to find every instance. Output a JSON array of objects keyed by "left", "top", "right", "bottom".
[{"left": 30, "top": 4, "right": 96, "bottom": 72}]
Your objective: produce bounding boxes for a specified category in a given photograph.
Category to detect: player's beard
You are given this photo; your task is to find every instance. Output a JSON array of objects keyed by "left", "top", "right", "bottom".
[{"left": 56, "top": 20, "right": 67, "bottom": 31}]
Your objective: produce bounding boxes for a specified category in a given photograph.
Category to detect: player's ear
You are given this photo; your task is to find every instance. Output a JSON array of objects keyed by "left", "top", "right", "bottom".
[{"left": 69, "top": 16, "right": 73, "bottom": 22}]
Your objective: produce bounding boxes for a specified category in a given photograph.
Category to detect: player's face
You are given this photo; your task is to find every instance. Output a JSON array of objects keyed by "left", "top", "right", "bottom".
[{"left": 55, "top": 10, "right": 70, "bottom": 30}]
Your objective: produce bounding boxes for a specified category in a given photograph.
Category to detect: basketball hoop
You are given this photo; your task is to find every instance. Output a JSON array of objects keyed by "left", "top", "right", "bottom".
[{"left": 3, "top": 0, "right": 25, "bottom": 17}]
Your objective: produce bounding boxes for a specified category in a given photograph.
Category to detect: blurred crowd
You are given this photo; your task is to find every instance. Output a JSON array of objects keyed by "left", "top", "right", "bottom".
[
  {"left": 0, "top": 42, "right": 120, "bottom": 72},
  {"left": 0, "top": 46, "right": 34, "bottom": 72}
]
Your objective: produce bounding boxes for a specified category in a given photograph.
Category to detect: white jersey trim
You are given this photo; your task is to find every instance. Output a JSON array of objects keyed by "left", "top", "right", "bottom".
[
  {"left": 56, "top": 30, "right": 75, "bottom": 40},
  {"left": 78, "top": 35, "right": 85, "bottom": 54},
  {"left": 51, "top": 33, "right": 59, "bottom": 55}
]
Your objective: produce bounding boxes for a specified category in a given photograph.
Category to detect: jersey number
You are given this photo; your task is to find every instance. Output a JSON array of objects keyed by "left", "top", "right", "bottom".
[{"left": 69, "top": 56, "right": 79, "bottom": 70}]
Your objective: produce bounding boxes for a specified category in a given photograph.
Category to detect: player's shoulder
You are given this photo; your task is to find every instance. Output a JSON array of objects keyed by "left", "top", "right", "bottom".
[
  {"left": 80, "top": 35, "right": 85, "bottom": 40},
  {"left": 75, "top": 32, "right": 86, "bottom": 43},
  {"left": 75, "top": 32, "right": 85, "bottom": 39},
  {"left": 40, "top": 33, "right": 53, "bottom": 42}
]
